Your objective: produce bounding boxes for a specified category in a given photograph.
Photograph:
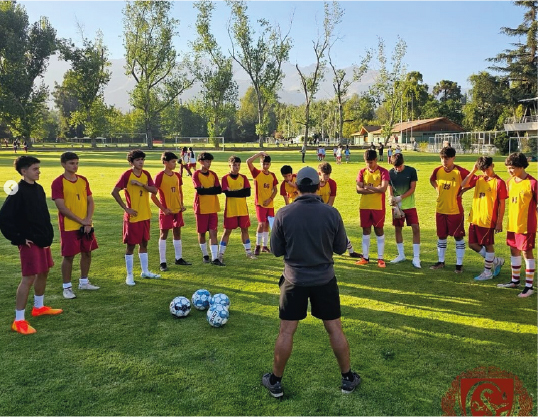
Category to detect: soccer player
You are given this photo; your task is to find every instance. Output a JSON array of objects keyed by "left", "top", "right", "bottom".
[
  {"left": 192, "top": 152, "right": 224, "bottom": 266},
  {"left": 279, "top": 165, "right": 298, "bottom": 205},
  {"left": 246, "top": 151, "right": 278, "bottom": 255},
  {"left": 355, "top": 150, "right": 389, "bottom": 268},
  {"left": 51, "top": 152, "right": 99, "bottom": 299},
  {"left": 388, "top": 153, "right": 421, "bottom": 268},
  {"left": 497, "top": 152, "right": 537, "bottom": 298},
  {"left": 344, "top": 145, "right": 350, "bottom": 163},
  {"left": 111, "top": 149, "right": 161, "bottom": 285},
  {"left": 317, "top": 162, "right": 361, "bottom": 259},
  {"left": 151, "top": 151, "right": 192, "bottom": 272},
  {"left": 0, "top": 156, "right": 62, "bottom": 335},
  {"left": 218, "top": 155, "right": 257, "bottom": 261},
  {"left": 429, "top": 146, "right": 470, "bottom": 273},
  {"left": 460, "top": 156, "right": 507, "bottom": 281}
]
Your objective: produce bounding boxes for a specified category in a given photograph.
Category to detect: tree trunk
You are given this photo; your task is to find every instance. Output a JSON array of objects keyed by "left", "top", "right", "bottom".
[{"left": 146, "top": 118, "right": 153, "bottom": 149}]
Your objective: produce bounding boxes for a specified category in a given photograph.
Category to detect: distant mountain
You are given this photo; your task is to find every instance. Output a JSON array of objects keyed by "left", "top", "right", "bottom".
[{"left": 42, "top": 55, "right": 378, "bottom": 111}]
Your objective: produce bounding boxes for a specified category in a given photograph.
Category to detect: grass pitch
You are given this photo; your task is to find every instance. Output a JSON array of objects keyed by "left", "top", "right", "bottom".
[{"left": 0, "top": 149, "right": 536, "bottom": 416}]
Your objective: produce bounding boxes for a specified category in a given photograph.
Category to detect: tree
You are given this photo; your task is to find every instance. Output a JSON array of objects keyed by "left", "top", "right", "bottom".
[
  {"left": 399, "top": 71, "right": 430, "bottom": 121},
  {"left": 0, "top": 2, "right": 56, "bottom": 140},
  {"left": 192, "top": 1, "right": 237, "bottom": 148},
  {"left": 123, "top": 0, "right": 193, "bottom": 148},
  {"left": 227, "top": 0, "right": 292, "bottom": 147},
  {"left": 431, "top": 79, "right": 465, "bottom": 124},
  {"left": 342, "top": 93, "right": 376, "bottom": 138}
]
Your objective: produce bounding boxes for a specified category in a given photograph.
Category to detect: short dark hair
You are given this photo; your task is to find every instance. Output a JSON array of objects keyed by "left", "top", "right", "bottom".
[
  {"left": 161, "top": 151, "right": 179, "bottom": 162},
  {"left": 228, "top": 155, "right": 241, "bottom": 164},
  {"left": 262, "top": 155, "right": 271, "bottom": 163},
  {"left": 127, "top": 149, "right": 146, "bottom": 163},
  {"left": 61, "top": 152, "right": 79, "bottom": 163},
  {"left": 280, "top": 165, "right": 293, "bottom": 175},
  {"left": 14, "top": 156, "right": 40, "bottom": 175},
  {"left": 440, "top": 146, "right": 456, "bottom": 158},
  {"left": 505, "top": 152, "right": 529, "bottom": 169},
  {"left": 476, "top": 156, "right": 493, "bottom": 171},
  {"left": 318, "top": 162, "right": 332, "bottom": 174},
  {"left": 364, "top": 149, "right": 377, "bottom": 161},
  {"left": 198, "top": 152, "right": 214, "bottom": 161},
  {"left": 297, "top": 182, "right": 319, "bottom": 194},
  {"left": 392, "top": 153, "right": 404, "bottom": 167}
]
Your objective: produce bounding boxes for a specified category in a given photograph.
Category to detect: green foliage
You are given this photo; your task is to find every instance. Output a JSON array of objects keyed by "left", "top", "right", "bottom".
[{"left": 493, "top": 131, "right": 512, "bottom": 155}]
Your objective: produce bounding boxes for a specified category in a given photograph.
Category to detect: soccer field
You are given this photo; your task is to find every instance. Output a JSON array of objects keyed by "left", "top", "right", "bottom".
[{"left": 0, "top": 149, "right": 536, "bottom": 416}]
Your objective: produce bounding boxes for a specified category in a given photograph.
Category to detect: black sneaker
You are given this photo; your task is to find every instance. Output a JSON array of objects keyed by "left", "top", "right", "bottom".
[
  {"left": 159, "top": 262, "right": 169, "bottom": 272},
  {"left": 349, "top": 252, "right": 363, "bottom": 258},
  {"left": 175, "top": 258, "right": 192, "bottom": 266},
  {"left": 341, "top": 372, "right": 362, "bottom": 394},
  {"left": 430, "top": 261, "right": 445, "bottom": 270},
  {"left": 211, "top": 259, "right": 225, "bottom": 267},
  {"left": 202, "top": 255, "right": 210, "bottom": 264},
  {"left": 262, "top": 373, "right": 283, "bottom": 398}
]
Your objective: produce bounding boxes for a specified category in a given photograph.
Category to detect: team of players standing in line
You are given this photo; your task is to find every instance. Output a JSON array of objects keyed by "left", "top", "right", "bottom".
[{"left": 0, "top": 146, "right": 536, "bottom": 334}]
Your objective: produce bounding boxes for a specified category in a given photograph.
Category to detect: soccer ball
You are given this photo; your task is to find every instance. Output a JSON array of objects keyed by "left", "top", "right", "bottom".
[
  {"left": 169, "top": 296, "right": 191, "bottom": 318},
  {"left": 210, "top": 293, "right": 230, "bottom": 309},
  {"left": 191, "top": 289, "right": 211, "bottom": 310},
  {"left": 207, "top": 304, "right": 229, "bottom": 327}
]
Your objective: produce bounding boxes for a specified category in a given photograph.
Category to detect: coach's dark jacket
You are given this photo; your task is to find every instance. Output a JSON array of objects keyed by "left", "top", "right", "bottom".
[{"left": 271, "top": 193, "right": 347, "bottom": 286}]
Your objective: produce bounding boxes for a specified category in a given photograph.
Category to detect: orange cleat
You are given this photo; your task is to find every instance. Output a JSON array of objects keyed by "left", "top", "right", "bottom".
[
  {"left": 355, "top": 258, "right": 369, "bottom": 266},
  {"left": 377, "top": 259, "right": 386, "bottom": 268},
  {"left": 11, "top": 320, "right": 36, "bottom": 335},
  {"left": 31, "top": 306, "right": 63, "bottom": 317}
]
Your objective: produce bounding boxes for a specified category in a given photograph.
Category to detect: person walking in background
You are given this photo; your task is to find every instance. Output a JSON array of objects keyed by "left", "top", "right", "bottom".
[{"left": 378, "top": 143, "right": 384, "bottom": 162}]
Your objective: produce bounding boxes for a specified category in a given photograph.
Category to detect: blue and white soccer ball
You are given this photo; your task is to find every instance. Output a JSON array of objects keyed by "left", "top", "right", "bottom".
[
  {"left": 210, "top": 293, "right": 230, "bottom": 309},
  {"left": 206, "top": 304, "right": 229, "bottom": 327},
  {"left": 169, "top": 296, "right": 191, "bottom": 318},
  {"left": 191, "top": 289, "right": 211, "bottom": 310}
]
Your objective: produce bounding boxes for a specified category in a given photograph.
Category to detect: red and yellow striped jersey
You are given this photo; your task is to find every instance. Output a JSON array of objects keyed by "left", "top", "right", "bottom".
[
  {"left": 192, "top": 170, "right": 221, "bottom": 214},
  {"left": 154, "top": 171, "right": 183, "bottom": 214},
  {"left": 430, "top": 165, "right": 470, "bottom": 215},
  {"left": 250, "top": 167, "right": 278, "bottom": 208},
  {"left": 317, "top": 178, "right": 337, "bottom": 204},
  {"left": 357, "top": 166, "right": 389, "bottom": 210},
  {"left": 51, "top": 174, "right": 93, "bottom": 231},
  {"left": 506, "top": 174, "right": 537, "bottom": 234},
  {"left": 115, "top": 169, "right": 154, "bottom": 223},
  {"left": 222, "top": 173, "right": 250, "bottom": 217},
  {"left": 467, "top": 174, "right": 507, "bottom": 228}
]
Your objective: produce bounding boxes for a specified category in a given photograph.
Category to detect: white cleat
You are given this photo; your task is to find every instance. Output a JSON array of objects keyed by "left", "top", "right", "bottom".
[
  {"left": 518, "top": 287, "right": 534, "bottom": 298},
  {"left": 390, "top": 255, "right": 406, "bottom": 264},
  {"left": 126, "top": 275, "right": 136, "bottom": 286},
  {"left": 63, "top": 287, "right": 77, "bottom": 299},
  {"left": 412, "top": 258, "right": 421, "bottom": 269},
  {"left": 79, "top": 282, "right": 100, "bottom": 290},
  {"left": 474, "top": 271, "right": 493, "bottom": 281},
  {"left": 140, "top": 271, "right": 161, "bottom": 279}
]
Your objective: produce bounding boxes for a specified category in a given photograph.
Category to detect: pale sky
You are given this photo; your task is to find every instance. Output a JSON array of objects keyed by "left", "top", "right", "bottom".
[{"left": 21, "top": 0, "right": 525, "bottom": 90}]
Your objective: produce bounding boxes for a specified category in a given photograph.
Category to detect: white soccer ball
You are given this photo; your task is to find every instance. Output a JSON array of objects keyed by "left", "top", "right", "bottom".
[
  {"left": 191, "top": 289, "right": 211, "bottom": 310},
  {"left": 206, "top": 304, "right": 229, "bottom": 328},
  {"left": 169, "top": 296, "right": 191, "bottom": 318},
  {"left": 210, "top": 293, "right": 230, "bottom": 309}
]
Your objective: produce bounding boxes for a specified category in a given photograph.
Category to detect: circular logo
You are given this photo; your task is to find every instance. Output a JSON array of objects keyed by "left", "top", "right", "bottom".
[{"left": 3, "top": 180, "right": 18, "bottom": 196}]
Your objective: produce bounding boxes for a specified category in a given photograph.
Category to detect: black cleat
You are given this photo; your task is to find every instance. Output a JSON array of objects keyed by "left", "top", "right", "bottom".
[{"left": 175, "top": 258, "right": 192, "bottom": 266}]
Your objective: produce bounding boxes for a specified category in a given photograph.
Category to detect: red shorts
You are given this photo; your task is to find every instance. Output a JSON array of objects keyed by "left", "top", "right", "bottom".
[
  {"left": 188, "top": 163, "right": 196, "bottom": 169},
  {"left": 468, "top": 224, "right": 495, "bottom": 246},
  {"left": 159, "top": 212, "right": 184, "bottom": 230},
  {"left": 392, "top": 208, "right": 419, "bottom": 227},
  {"left": 123, "top": 220, "right": 150, "bottom": 245},
  {"left": 317, "top": 153, "right": 323, "bottom": 158},
  {"left": 436, "top": 213, "right": 465, "bottom": 238},
  {"left": 506, "top": 232, "right": 536, "bottom": 251},
  {"left": 360, "top": 209, "right": 385, "bottom": 228},
  {"left": 224, "top": 215, "right": 250, "bottom": 230},
  {"left": 60, "top": 230, "right": 99, "bottom": 257},
  {"left": 19, "top": 244, "right": 53, "bottom": 276},
  {"left": 196, "top": 213, "right": 218, "bottom": 234},
  {"left": 256, "top": 206, "right": 275, "bottom": 223}
]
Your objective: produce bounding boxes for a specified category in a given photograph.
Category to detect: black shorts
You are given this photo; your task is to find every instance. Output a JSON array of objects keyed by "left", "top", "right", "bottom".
[{"left": 279, "top": 276, "right": 341, "bottom": 321}]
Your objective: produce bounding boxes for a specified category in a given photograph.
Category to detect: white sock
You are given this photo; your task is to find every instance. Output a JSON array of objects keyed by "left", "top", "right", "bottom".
[
  {"left": 525, "top": 258, "right": 535, "bottom": 288},
  {"left": 437, "top": 239, "right": 447, "bottom": 263},
  {"left": 125, "top": 254, "right": 134, "bottom": 276},
  {"left": 362, "top": 234, "right": 371, "bottom": 260},
  {"left": 396, "top": 242, "right": 405, "bottom": 258},
  {"left": 346, "top": 238, "right": 354, "bottom": 253},
  {"left": 79, "top": 277, "right": 88, "bottom": 285},
  {"left": 34, "top": 295, "right": 44, "bottom": 309},
  {"left": 62, "top": 282, "right": 72, "bottom": 289},
  {"left": 210, "top": 244, "right": 218, "bottom": 261},
  {"left": 376, "top": 235, "right": 385, "bottom": 260},
  {"left": 455, "top": 240, "right": 466, "bottom": 266},
  {"left": 15, "top": 309, "right": 25, "bottom": 321},
  {"left": 173, "top": 239, "right": 182, "bottom": 260},
  {"left": 256, "top": 232, "right": 262, "bottom": 246},
  {"left": 263, "top": 232, "right": 269, "bottom": 246},
  {"left": 219, "top": 241, "right": 227, "bottom": 255},
  {"left": 478, "top": 246, "right": 486, "bottom": 258},
  {"left": 139, "top": 252, "right": 149, "bottom": 274},
  {"left": 484, "top": 252, "right": 495, "bottom": 273},
  {"left": 200, "top": 243, "right": 208, "bottom": 257},
  {"left": 413, "top": 243, "right": 420, "bottom": 259},
  {"left": 243, "top": 239, "right": 252, "bottom": 253},
  {"left": 159, "top": 239, "right": 167, "bottom": 263}
]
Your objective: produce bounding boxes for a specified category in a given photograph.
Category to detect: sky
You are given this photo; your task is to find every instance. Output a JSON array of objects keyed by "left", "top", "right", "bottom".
[{"left": 20, "top": 0, "right": 525, "bottom": 91}]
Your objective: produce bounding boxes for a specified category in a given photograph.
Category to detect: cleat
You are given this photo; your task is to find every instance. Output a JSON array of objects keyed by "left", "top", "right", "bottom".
[
  {"left": 518, "top": 287, "right": 534, "bottom": 298},
  {"left": 246, "top": 252, "right": 257, "bottom": 259},
  {"left": 412, "top": 259, "right": 421, "bottom": 269},
  {"left": 175, "top": 258, "right": 192, "bottom": 266},
  {"left": 377, "top": 259, "right": 386, "bottom": 268},
  {"left": 11, "top": 320, "right": 36, "bottom": 335},
  {"left": 492, "top": 257, "right": 505, "bottom": 277},
  {"left": 63, "top": 287, "right": 77, "bottom": 299},
  {"left": 349, "top": 251, "right": 363, "bottom": 258},
  {"left": 141, "top": 271, "right": 161, "bottom": 279},
  {"left": 202, "top": 255, "right": 210, "bottom": 264},
  {"left": 31, "top": 306, "right": 63, "bottom": 317},
  {"left": 126, "top": 275, "right": 135, "bottom": 286},
  {"left": 211, "top": 259, "right": 226, "bottom": 267},
  {"left": 218, "top": 253, "right": 224, "bottom": 262},
  {"left": 79, "top": 281, "right": 100, "bottom": 290},
  {"left": 341, "top": 372, "right": 362, "bottom": 394},
  {"left": 390, "top": 255, "right": 406, "bottom": 264},
  {"left": 160, "top": 262, "right": 169, "bottom": 272},
  {"left": 455, "top": 265, "right": 463, "bottom": 274},
  {"left": 254, "top": 245, "right": 261, "bottom": 256},
  {"left": 430, "top": 261, "right": 445, "bottom": 270},
  {"left": 262, "top": 246, "right": 271, "bottom": 253},
  {"left": 262, "top": 373, "right": 283, "bottom": 398},
  {"left": 355, "top": 258, "right": 369, "bottom": 266},
  {"left": 474, "top": 271, "right": 493, "bottom": 281},
  {"left": 497, "top": 281, "right": 520, "bottom": 289}
]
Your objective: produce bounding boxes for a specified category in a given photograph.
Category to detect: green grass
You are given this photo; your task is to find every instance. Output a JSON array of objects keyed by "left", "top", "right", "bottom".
[{"left": 0, "top": 149, "right": 536, "bottom": 416}]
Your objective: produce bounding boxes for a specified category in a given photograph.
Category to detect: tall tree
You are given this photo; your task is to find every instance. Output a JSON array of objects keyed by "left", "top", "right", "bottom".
[
  {"left": 399, "top": 71, "right": 430, "bottom": 121},
  {"left": 0, "top": 2, "right": 56, "bottom": 140},
  {"left": 431, "top": 79, "right": 465, "bottom": 124},
  {"left": 123, "top": 0, "right": 193, "bottom": 148},
  {"left": 227, "top": 0, "right": 292, "bottom": 147}
]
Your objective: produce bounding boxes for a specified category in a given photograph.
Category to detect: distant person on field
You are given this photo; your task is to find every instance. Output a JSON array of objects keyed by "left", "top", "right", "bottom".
[
  {"left": 387, "top": 146, "right": 393, "bottom": 164},
  {"left": 262, "top": 166, "right": 362, "bottom": 398},
  {"left": 111, "top": 149, "right": 161, "bottom": 285},
  {"left": 344, "top": 145, "right": 350, "bottom": 163},
  {"left": 151, "top": 151, "right": 191, "bottom": 272},
  {"left": 188, "top": 147, "right": 197, "bottom": 172},
  {"left": 279, "top": 165, "right": 298, "bottom": 205},
  {"left": 378, "top": 143, "right": 384, "bottom": 161},
  {"left": 51, "top": 152, "right": 99, "bottom": 299},
  {"left": 23, "top": 140, "right": 28, "bottom": 153},
  {"left": 0, "top": 156, "right": 62, "bottom": 335},
  {"left": 497, "top": 152, "right": 537, "bottom": 298},
  {"left": 180, "top": 146, "right": 192, "bottom": 177}
]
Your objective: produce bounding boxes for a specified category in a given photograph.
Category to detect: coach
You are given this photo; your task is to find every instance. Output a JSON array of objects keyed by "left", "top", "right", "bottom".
[{"left": 262, "top": 166, "right": 361, "bottom": 398}]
